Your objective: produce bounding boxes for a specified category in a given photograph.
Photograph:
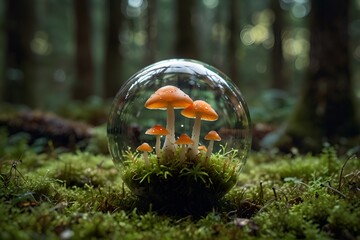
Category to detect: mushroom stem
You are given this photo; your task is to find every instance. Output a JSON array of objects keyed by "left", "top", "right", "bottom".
[
  {"left": 179, "top": 145, "right": 186, "bottom": 162},
  {"left": 155, "top": 135, "right": 161, "bottom": 158},
  {"left": 206, "top": 140, "right": 214, "bottom": 159},
  {"left": 188, "top": 113, "right": 202, "bottom": 159},
  {"left": 143, "top": 152, "right": 150, "bottom": 166},
  {"left": 163, "top": 104, "right": 176, "bottom": 156}
]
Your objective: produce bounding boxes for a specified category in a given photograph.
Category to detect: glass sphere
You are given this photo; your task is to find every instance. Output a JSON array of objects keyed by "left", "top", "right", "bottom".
[{"left": 107, "top": 59, "right": 251, "bottom": 213}]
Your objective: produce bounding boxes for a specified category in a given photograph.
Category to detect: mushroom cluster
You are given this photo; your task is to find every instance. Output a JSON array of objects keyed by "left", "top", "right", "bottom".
[{"left": 136, "top": 85, "right": 222, "bottom": 164}]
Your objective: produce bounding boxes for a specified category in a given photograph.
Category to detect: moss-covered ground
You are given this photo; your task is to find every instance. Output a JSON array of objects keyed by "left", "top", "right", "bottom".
[
  {"left": 121, "top": 145, "right": 241, "bottom": 215},
  {"left": 0, "top": 128, "right": 359, "bottom": 239}
]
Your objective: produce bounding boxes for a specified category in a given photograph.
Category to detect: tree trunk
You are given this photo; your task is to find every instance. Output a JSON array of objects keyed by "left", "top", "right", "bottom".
[
  {"left": 271, "top": 0, "right": 287, "bottom": 90},
  {"left": 277, "top": 0, "right": 359, "bottom": 152},
  {"left": 227, "top": 0, "right": 240, "bottom": 86},
  {"left": 73, "top": 0, "right": 94, "bottom": 100},
  {"left": 0, "top": 1, "right": 5, "bottom": 101},
  {"left": 174, "top": 0, "right": 198, "bottom": 59},
  {"left": 145, "top": 0, "right": 157, "bottom": 64},
  {"left": 103, "top": 0, "right": 123, "bottom": 98},
  {"left": 4, "top": 0, "right": 36, "bottom": 106}
]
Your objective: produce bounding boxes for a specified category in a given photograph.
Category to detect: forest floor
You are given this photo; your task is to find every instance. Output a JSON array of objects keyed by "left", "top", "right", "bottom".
[{"left": 0, "top": 106, "right": 359, "bottom": 239}]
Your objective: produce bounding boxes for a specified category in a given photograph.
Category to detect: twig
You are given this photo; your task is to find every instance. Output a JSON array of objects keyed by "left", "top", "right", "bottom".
[
  {"left": 259, "top": 181, "right": 264, "bottom": 205},
  {"left": 321, "top": 183, "right": 346, "bottom": 198},
  {"left": 338, "top": 155, "right": 353, "bottom": 191},
  {"left": 272, "top": 187, "right": 278, "bottom": 201}
]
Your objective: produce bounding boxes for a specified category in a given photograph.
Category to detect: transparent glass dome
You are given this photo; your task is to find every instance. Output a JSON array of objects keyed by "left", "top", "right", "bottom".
[{"left": 107, "top": 59, "right": 251, "bottom": 212}]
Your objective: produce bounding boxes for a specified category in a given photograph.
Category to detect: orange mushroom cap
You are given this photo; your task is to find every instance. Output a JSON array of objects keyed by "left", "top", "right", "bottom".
[
  {"left": 198, "top": 145, "right": 208, "bottom": 152},
  {"left": 136, "top": 143, "right": 153, "bottom": 152},
  {"left": 181, "top": 100, "right": 218, "bottom": 121},
  {"left": 204, "top": 130, "right": 221, "bottom": 141},
  {"left": 175, "top": 133, "right": 194, "bottom": 145},
  {"left": 144, "top": 85, "right": 193, "bottom": 109},
  {"left": 145, "top": 124, "right": 169, "bottom": 135}
]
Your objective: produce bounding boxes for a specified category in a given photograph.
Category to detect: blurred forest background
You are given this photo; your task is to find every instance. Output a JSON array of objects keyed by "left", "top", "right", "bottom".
[{"left": 0, "top": 0, "right": 359, "bottom": 152}]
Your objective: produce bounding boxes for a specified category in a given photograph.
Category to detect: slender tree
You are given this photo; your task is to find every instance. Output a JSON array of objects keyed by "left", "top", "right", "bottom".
[
  {"left": 104, "top": 0, "right": 124, "bottom": 98},
  {"left": 4, "top": 0, "right": 36, "bottom": 106},
  {"left": 271, "top": 0, "right": 287, "bottom": 90},
  {"left": 145, "top": 0, "right": 157, "bottom": 64},
  {"left": 174, "top": 0, "right": 199, "bottom": 59},
  {"left": 227, "top": 0, "right": 240, "bottom": 86},
  {"left": 276, "top": 0, "right": 359, "bottom": 152},
  {"left": 0, "top": 1, "right": 4, "bottom": 101},
  {"left": 73, "top": 0, "right": 94, "bottom": 100}
]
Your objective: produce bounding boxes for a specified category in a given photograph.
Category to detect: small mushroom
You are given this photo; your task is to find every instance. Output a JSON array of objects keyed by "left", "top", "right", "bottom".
[
  {"left": 145, "top": 86, "right": 193, "bottom": 157},
  {"left": 136, "top": 143, "right": 152, "bottom": 166},
  {"left": 175, "top": 133, "right": 194, "bottom": 162},
  {"left": 181, "top": 100, "right": 218, "bottom": 159},
  {"left": 204, "top": 130, "right": 221, "bottom": 158},
  {"left": 145, "top": 124, "right": 169, "bottom": 158},
  {"left": 198, "top": 145, "right": 208, "bottom": 153}
]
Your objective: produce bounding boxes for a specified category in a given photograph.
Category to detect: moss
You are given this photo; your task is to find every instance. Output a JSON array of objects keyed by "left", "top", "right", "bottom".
[
  {"left": 85, "top": 125, "right": 109, "bottom": 155},
  {"left": 0, "top": 137, "right": 359, "bottom": 239},
  {"left": 121, "top": 146, "right": 241, "bottom": 215},
  {"left": 251, "top": 184, "right": 359, "bottom": 239}
]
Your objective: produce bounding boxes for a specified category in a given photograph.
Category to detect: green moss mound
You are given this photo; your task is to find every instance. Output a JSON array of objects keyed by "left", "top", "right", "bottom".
[{"left": 122, "top": 147, "right": 241, "bottom": 215}]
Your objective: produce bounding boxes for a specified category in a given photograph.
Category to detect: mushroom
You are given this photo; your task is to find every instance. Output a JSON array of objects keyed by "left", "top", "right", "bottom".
[
  {"left": 145, "top": 85, "right": 193, "bottom": 157},
  {"left": 204, "top": 130, "right": 221, "bottom": 158},
  {"left": 175, "top": 133, "right": 194, "bottom": 162},
  {"left": 181, "top": 100, "right": 218, "bottom": 159},
  {"left": 145, "top": 124, "right": 169, "bottom": 158},
  {"left": 198, "top": 145, "right": 208, "bottom": 153},
  {"left": 136, "top": 143, "right": 152, "bottom": 166}
]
